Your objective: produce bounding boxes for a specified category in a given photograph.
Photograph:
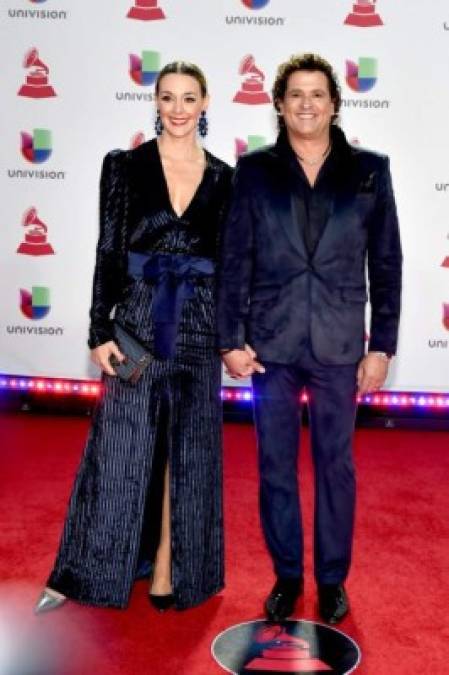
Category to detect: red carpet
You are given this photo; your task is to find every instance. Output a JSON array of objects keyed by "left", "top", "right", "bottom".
[{"left": 0, "top": 411, "right": 448, "bottom": 674}]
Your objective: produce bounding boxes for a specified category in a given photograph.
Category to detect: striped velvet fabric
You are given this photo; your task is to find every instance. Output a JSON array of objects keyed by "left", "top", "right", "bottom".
[{"left": 47, "top": 139, "right": 232, "bottom": 609}]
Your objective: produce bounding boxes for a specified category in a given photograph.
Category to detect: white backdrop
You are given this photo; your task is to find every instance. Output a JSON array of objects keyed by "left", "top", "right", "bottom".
[{"left": 1, "top": 0, "right": 448, "bottom": 392}]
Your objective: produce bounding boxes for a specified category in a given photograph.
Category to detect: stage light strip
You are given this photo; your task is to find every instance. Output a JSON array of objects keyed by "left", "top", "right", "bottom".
[
  {"left": 221, "top": 389, "right": 449, "bottom": 408},
  {"left": 0, "top": 375, "right": 449, "bottom": 409},
  {"left": 0, "top": 376, "right": 100, "bottom": 397}
]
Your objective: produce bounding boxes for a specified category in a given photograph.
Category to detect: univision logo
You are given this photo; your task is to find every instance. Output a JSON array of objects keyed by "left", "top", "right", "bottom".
[
  {"left": 129, "top": 50, "right": 160, "bottom": 86},
  {"left": 226, "top": 0, "right": 284, "bottom": 26},
  {"left": 341, "top": 58, "right": 389, "bottom": 109},
  {"left": 7, "top": 0, "right": 67, "bottom": 20},
  {"left": 443, "top": 303, "right": 449, "bottom": 331},
  {"left": 6, "top": 129, "right": 66, "bottom": 180},
  {"left": 6, "top": 286, "right": 64, "bottom": 336},
  {"left": 20, "top": 286, "right": 50, "bottom": 320},
  {"left": 21, "top": 129, "right": 52, "bottom": 163},
  {"left": 242, "top": 0, "right": 271, "bottom": 8},
  {"left": 346, "top": 57, "right": 377, "bottom": 92},
  {"left": 116, "top": 51, "right": 160, "bottom": 102},
  {"left": 235, "top": 134, "right": 267, "bottom": 158}
]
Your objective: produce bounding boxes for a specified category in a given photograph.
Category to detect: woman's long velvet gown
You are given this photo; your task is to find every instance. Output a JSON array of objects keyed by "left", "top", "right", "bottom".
[{"left": 47, "top": 139, "right": 232, "bottom": 609}]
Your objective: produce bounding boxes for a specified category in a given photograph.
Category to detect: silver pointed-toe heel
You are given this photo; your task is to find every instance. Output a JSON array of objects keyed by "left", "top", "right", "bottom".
[{"left": 34, "top": 590, "right": 66, "bottom": 614}]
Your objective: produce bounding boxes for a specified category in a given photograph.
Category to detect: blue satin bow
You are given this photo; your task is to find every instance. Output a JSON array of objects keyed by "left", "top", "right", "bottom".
[{"left": 128, "top": 251, "right": 214, "bottom": 359}]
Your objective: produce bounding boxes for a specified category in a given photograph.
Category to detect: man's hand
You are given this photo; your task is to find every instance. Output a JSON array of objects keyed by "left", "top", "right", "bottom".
[
  {"left": 357, "top": 352, "right": 389, "bottom": 394},
  {"left": 90, "top": 340, "right": 125, "bottom": 376},
  {"left": 222, "top": 344, "right": 265, "bottom": 379}
]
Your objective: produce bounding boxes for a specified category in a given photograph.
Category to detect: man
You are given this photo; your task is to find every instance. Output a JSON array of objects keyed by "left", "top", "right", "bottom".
[{"left": 217, "top": 54, "right": 402, "bottom": 623}]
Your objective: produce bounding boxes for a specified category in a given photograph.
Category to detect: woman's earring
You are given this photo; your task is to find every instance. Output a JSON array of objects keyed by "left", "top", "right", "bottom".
[
  {"left": 198, "top": 110, "right": 208, "bottom": 138},
  {"left": 154, "top": 111, "right": 163, "bottom": 136}
]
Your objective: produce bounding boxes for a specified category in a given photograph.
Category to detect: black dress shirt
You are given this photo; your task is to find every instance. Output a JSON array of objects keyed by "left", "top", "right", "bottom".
[{"left": 276, "top": 129, "right": 339, "bottom": 257}]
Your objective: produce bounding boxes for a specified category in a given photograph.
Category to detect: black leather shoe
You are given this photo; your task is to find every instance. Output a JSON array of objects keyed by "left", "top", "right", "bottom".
[
  {"left": 318, "top": 583, "right": 349, "bottom": 624},
  {"left": 148, "top": 593, "right": 174, "bottom": 612},
  {"left": 264, "top": 577, "right": 303, "bottom": 622}
]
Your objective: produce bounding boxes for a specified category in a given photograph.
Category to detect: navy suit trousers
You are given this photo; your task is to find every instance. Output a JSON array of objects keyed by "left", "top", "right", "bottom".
[{"left": 252, "top": 346, "right": 358, "bottom": 584}]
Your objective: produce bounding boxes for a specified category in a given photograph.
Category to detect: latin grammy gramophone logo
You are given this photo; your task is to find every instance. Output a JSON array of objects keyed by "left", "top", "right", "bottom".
[
  {"left": 18, "top": 48, "right": 56, "bottom": 98},
  {"left": 235, "top": 135, "right": 267, "bottom": 159},
  {"left": 344, "top": 0, "right": 383, "bottom": 27},
  {"left": 212, "top": 619, "right": 361, "bottom": 674},
  {"left": 127, "top": 0, "right": 166, "bottom": 21},
  {"left": 130, "top": 132, "right": 146, "bottom": 149},
  {"left": 233, "top": 55, "right": 271, "bottom": 104},
  {"left": 17, "top": 207, "right": 54, "bottom": 256}
]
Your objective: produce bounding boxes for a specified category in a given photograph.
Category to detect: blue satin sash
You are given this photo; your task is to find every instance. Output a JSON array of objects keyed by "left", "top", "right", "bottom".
[{"left": 128, "top": 251, "right": 214, "bottom": 359}]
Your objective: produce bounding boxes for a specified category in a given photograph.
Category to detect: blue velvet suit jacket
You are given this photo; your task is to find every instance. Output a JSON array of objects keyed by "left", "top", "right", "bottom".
[{"left": 216, "top": 126, "right": 402, "bottom": 366}]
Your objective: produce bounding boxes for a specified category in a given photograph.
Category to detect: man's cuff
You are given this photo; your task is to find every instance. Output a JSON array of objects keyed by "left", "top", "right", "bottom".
[{"left": 368, "top": 351, "right": 393, "bottom": 361}]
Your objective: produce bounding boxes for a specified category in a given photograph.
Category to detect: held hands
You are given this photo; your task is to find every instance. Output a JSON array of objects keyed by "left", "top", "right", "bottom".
[
  {"left": 222, "top": 344, "right": 266, "bottom": 379},
  {"left": 90, "top": 340, "right": 125, "bottom": 376},
  {"left": 357, "top": 352, "right": 389, "bottom": 394}
]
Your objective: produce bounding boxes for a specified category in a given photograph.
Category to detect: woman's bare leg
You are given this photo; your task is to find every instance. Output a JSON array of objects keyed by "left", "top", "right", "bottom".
[{"left": 150, "top": 464, "right": 172, "bottom": 595}]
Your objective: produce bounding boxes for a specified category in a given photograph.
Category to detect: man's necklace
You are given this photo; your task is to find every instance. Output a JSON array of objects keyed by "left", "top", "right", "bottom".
[{"left": 295, "top": 141, "right": 332, "bottom": 167}]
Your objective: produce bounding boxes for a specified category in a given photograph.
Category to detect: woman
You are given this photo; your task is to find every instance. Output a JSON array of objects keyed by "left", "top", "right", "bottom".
[{"left": 35, "top": 62, "right": 232, "bottom": 613}]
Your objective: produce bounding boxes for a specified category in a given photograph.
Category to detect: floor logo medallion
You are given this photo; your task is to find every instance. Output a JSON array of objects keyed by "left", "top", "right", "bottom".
[{"left": 212, "top": 619, "right": 361, "bottom": 674}]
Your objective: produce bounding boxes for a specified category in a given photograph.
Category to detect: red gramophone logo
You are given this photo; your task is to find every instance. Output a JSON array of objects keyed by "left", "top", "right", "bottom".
[
  {"left": 212, "top": 619, "right": 361, "bottom": 673},
  {"left": 127, "top": 0, "right": 165, "bottom": 20},
  {"left": 18, "top": 48, "right": 57, "bottom": 98},
  {"left": 130, "top": 132, "right": 146, "bottom": 149},
  {"left": 443, "top": 304, "right": 449, "bottom": 331},
  {"left": 245, "top": 625, "right": 332, "bottom": 672},
  {"left": 233, "top": 55, "right": 271, "bottom": 105},
  {"left": 344, "top": 0, "right": 383, "bottom": 27},
  {"left": 17, "top": 207, "right": 55, "bottom": 256}
]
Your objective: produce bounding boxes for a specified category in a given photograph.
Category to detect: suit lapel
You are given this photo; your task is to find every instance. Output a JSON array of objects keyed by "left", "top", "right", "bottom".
[
  {"left": 311, "top": 141, "right": 360, "bottom": 259},
  {"left": 269, "top": 145, "right": 308, "bottom": 260}
]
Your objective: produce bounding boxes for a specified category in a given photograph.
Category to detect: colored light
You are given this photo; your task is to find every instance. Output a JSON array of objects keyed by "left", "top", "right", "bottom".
[{"left": 0, "top": 374, "right": 448, "bottom": 410}]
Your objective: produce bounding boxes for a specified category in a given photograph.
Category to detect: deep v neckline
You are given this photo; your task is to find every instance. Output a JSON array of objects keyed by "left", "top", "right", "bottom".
[{"left": 155, "top": 141, "right": 210, "bottom": 220}]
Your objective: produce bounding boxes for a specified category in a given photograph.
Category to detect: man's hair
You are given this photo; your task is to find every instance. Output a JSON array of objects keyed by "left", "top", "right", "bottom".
[
  {"left": 155, "top": 61, "right": 208, "bottom": 97},
  {"left": 272, "top": 53, "right": 341, "bottom": 129}
]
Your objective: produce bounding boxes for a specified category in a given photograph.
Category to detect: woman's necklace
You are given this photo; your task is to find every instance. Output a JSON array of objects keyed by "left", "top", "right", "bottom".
[{"left": 295, "top": 141, "right": 332, "bottom": 167}]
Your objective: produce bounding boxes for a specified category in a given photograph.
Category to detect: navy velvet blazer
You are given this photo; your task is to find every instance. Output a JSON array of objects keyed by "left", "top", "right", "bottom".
[{"left": 216, "top": 126, "right": 402, "bottom": 366}]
